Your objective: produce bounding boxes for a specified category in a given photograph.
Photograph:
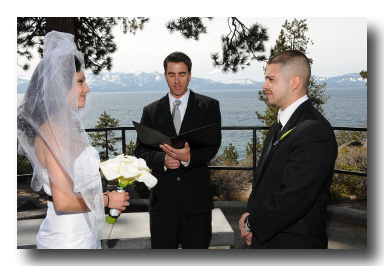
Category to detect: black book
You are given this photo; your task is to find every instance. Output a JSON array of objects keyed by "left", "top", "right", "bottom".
[{"left": 133, "top": 121, "right": 219, "bottom": 149}]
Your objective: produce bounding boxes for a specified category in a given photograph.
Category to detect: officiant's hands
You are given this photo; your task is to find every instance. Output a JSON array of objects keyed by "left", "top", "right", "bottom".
[
  {"left": 160, "top": 142, "right": 191, "bottom": 167},
  {"left": 164, "top": 154, "right": 181, "bottom": 169}
]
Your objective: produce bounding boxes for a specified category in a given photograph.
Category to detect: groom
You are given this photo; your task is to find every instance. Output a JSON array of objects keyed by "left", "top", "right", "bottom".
[
  {"left": 135, "top": 51, "right": 221, "bottom": 248},
  {"left": 239, "top": 50, "right": 338, "bottom": 248}
]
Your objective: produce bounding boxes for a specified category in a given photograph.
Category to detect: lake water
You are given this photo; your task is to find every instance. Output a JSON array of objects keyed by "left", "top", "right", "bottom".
[{"left": 17, "top": 87, "right": 367, "bottom": 159}]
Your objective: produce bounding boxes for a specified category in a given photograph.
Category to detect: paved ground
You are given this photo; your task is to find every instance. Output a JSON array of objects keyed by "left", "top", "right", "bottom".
[
  {"left": 18, "top": 200, "right": 367, "bottom": 249},
  {"left": 225, "top": 215, "right": 367, "bottom": 249}
]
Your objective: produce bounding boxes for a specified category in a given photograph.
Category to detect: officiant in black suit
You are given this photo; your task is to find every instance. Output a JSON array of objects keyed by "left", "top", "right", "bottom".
[
  {"left": 239, "top": 50, "right": 337, "bottom": 249},
  {"left": 134, "top": 52, "right": 221, "bottom": 249}
]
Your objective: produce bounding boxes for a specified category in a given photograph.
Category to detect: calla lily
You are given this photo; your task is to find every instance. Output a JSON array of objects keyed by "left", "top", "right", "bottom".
[
  {"left": 137, "top": 172, "right": 158, "bottom": 189},
  {"left": 100, "top": 154, "right": 157, "bottom": 189}
]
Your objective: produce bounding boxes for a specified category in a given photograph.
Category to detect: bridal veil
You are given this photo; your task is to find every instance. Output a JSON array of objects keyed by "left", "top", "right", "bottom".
[{"left": 17, "top": 31, "right": 104, "bottom": 230}]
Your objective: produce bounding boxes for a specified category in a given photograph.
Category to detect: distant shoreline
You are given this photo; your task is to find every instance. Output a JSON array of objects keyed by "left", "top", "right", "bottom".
[{"left": 16, "top": 86, "right": 367, "bottom": 96}]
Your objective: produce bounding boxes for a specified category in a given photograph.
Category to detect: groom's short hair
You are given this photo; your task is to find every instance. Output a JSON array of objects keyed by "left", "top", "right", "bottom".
[
  {"left": 163, "top": 52, "right": 192, "bottom": 73},
  {"left": 268, "top": 50, "right": 311, "bottom": 88}
]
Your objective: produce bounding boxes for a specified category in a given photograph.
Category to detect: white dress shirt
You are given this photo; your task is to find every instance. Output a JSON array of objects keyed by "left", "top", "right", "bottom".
[
  {"left": 277, "top": 95, "right": 309, "bottom": 129},
  {"left": 168, "top": 89, "right": 190, "bottom": 123},
  {"left": 165, "top": 89, "right": 191, "bottom": 168}
]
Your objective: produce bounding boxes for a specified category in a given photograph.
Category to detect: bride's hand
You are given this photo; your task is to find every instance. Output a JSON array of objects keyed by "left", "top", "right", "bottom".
[{"left": 107, "top": 191, "right": 130, "bottom": 211}]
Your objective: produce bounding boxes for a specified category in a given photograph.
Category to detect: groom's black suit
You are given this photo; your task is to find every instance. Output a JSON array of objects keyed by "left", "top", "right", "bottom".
[
  {"left": 135, "top": 90, "right": 221, "bottom": 247},
  {"left": 247, "top": 100, "right": 337, "bottom": 248}
]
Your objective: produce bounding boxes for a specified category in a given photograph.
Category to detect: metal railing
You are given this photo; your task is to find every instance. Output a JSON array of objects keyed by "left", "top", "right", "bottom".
[{"left": 17, "top": 126, "right": 367, "bottom": 180}]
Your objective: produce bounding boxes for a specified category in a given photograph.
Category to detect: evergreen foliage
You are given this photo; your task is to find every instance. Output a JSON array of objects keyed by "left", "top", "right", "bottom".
[
  {"left": 125, "top": 140, "right": 136, "bottom": 156},
  {"left": 18, "top": 17, "right": 268, "bottom": 75},
  {"left": 359, "top": 70, "right": 367, "bottom": 80},
  {"left": 166, "top": 17, "right": 213, "bottom": 40},
  {"left": 211, "top": 17, "right": 269, "bottom": 73},
  {"left": 335, "top": 129, "right": 367, "bottom": 147},
  {"left": 88, "top": 111, "right": 121, "bottom": 160},
  {"left": 360, "top": 70, "right": 367, "bottom": 86},
  {"left": 218, "top": 143, "right": 239, "bottom": 166},
  {"left": 17, "top": 17, "right": 149, "bottom": 73}
]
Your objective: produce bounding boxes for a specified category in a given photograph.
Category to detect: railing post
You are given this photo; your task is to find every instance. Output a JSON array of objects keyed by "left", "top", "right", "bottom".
[
  {"left": 105, "top": 129, "right": 109, "bottom": 160},
  {"left": 122, "top": 129, "right": 126, "bottom": 154},
  {"left": 253, "top": 128, "right": 257, "bottom": 174}
]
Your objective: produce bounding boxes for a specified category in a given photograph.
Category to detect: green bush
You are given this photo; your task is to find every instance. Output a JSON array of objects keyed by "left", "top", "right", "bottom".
[{"left": 330, "top": 143, "right": 367, "bottom": 203}]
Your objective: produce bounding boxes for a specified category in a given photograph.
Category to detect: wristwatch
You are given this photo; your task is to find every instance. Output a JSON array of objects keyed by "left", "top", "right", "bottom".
[{"left": 244, "top": 215, "right": 251, "bottom": 232}]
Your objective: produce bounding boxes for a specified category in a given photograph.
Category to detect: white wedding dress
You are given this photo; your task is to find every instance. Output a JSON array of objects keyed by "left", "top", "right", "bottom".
[{"left": 36, "top": 147, "right": 104, "bottom": 249}]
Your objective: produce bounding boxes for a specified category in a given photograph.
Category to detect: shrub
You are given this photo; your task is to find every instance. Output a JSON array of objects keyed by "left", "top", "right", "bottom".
[
  {"left": 210, "top": 153, "right": 253, "bottom": 201},
  {"left": 330, "top": 143, "right": 367, "bottom": 202}
]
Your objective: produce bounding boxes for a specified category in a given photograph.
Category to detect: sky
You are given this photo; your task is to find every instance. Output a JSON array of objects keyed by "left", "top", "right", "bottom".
[{"left": 16, "top": 17, "right": 367, "bottom": 82}]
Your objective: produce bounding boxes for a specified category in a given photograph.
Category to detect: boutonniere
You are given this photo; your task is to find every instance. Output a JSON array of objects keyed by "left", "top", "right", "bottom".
[{"left": 273, "top": 127, "right": 296, "bottom": 146}]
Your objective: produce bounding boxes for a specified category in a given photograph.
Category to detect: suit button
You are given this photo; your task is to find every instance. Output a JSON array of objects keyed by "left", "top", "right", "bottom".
[{"left": 177, "top": 177, "right": 180, "bottom": 181}]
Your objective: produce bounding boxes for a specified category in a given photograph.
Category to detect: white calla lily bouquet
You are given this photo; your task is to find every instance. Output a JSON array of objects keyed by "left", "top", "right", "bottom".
[
  {"left": 100, "top": 154, "right": 157, "bottom": 224},
  {"left": 100, "top": 154, "right": 157, "bottom": 189}
]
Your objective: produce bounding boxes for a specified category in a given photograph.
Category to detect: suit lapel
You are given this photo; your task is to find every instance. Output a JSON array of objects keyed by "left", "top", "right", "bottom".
[
  {"left": 179, "top": 90, "right": 199, "bottom": 134},
  {"left": 253, "top": 122, "right": 279, "bottom": 187},
  {"left": 254, "top": 100, "right": 312, "bottom": 188},
  {"left": 158, "top": 94, "right": 177, "bottom": 136}
]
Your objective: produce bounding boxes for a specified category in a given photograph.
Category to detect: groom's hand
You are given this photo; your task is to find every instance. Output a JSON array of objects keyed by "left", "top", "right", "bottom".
[
  {"left": 239, "top": 212, "right": 252, "bottom": 246},
  {"left": 160, "top": 142, "right": 191, "bottom": 163}
]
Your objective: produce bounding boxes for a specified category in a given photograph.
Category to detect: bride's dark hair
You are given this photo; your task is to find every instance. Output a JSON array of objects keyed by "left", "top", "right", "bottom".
[{"left": 17, "top": 56, "right": 82, "bottom": 146}]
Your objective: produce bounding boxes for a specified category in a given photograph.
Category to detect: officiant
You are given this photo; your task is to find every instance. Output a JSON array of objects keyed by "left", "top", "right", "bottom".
[{"left": 134, "top": 51, "right": 222, "bottom": 249}]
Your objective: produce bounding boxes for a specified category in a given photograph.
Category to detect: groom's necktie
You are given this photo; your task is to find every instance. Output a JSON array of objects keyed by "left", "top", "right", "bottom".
[
  {"left": 265, "top": 121, "right": 281, "bottom": 159},
  {"left": 253, "top": 121, "right": 282, "bottom": 187},
  {"left": 272, "top": 121, "right": 283, "bottom": 144},
  {"left": 172, "top": 99, "right": 182, "bottom": 134}
]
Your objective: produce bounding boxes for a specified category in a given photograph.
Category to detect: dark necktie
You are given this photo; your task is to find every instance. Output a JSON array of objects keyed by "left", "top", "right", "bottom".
[
  {"left": 172, "top": 99, "right": 182, "bottom": 134},
  {"left": 253, "top": 121, "right": 282, "bottom": 187},
  {"left": 273, "top": 121, "right": 283, "bottom": 144}
]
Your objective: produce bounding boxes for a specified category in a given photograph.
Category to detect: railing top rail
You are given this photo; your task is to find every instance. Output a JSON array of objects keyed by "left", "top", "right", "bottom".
[
  {"left": 84, "top": 125, "right": 367, "bottom": 132},
  {"left": 85, "top": 126, "right": 135, "bottom": 132},
  {"left": 19, "top": 126, "right": 367, "bottom": 179},
  {"left": 332, "top": 127, "right": 367, "bottom": 131}
]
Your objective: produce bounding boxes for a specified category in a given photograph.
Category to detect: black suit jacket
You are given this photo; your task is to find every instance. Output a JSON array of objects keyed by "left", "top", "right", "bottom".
[
  {"left": 135, "top": 90, "right": 221, "bottom": 216},
  {"left": 247, "top": 100, "right": 337, "bottom": 248}
]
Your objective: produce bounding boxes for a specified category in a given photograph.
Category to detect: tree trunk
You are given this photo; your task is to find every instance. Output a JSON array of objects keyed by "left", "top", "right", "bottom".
[{"left": 46, "top": 17, "right": 76, "bottom": 35}]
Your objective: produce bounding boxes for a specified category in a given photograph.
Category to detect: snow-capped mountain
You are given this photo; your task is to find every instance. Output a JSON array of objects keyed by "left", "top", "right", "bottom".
[
  {"left": 17, "top": 72, "right": 367, "bottom": 93},
  {"left": 314, "top": 73, "right": 367, "bottom": 88},
  {"left": 17, "top": 76, "right": 30, "bottom": 93}
]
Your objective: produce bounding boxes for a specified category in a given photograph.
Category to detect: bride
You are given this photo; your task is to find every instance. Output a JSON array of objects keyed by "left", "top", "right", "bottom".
[{"left": 17, "top": 31, "right": 129, "bottom": 249}]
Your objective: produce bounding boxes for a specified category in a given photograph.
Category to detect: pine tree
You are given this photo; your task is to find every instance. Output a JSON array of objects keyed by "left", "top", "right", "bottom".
[
  {"left": 360, "top": 70, "right": 367, "bottom": 80},
  {"left": 360, "top": 70, "right": 367, "bottom": 86},
  {"left": 125, "top": 140, "right": 136, "bottom": 156},
  {"left": 88, "top": 111, "right": 121, "bottom": 160},
  {"left": 218, "top": 143, "right": 239, "bottom": 166}
]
